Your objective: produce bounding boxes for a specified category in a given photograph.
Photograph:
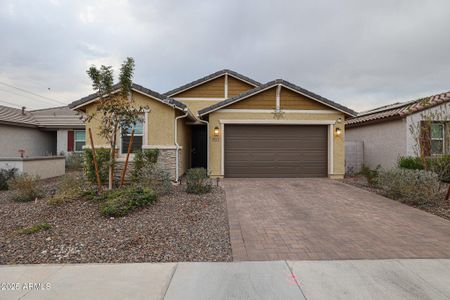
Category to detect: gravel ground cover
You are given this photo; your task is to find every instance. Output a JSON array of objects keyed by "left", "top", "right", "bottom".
[
  {"left": 343, "top": 175, "right": 450, "bottom": 221},
  {"left": 0, "top": 175, "right": 232, "bottom": 264}
]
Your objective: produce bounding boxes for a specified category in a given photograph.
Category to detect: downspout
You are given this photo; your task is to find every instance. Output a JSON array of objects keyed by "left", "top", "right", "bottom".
[{"left": 174, "top": 108, "right": 189, "bottom": 182}]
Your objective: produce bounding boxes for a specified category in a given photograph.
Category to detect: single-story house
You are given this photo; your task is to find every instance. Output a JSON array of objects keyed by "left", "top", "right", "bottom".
[
  {"left": 69, "top": 69, "right": 356, "bottom": 180},
  {"left": 0, "top": 105, "right": 85, "bottom": 157},
  {"left": 346, "top": 90, "right": 450, "bottom": 170}
]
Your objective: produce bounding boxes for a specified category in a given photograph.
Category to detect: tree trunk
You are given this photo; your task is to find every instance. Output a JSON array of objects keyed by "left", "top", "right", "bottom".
[{"left": 109, "top": 124, "right": 119, "bottom": 190}]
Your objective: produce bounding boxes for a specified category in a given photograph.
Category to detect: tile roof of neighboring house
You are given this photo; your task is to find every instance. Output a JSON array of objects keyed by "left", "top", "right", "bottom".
[
  {"left": 198, "top": 79, "right": 357, "bottom": 117},
  {"left": 69, "top": 83, "right": 187, "bottom": 111},
  {"left": 0, "top": 105, "right": 84, "bottom": 129},
  {"left": 0, "top": 105, "right": 38, "bottom": 127},
  {"left": 30, "top": 106, "right": 84, "bottom": 129},
  {"left": 346, "top": 90, "right": 450, "bottom": 127},
  {"left": 163, "top": 69, "right": 261, "bottom": 97}
]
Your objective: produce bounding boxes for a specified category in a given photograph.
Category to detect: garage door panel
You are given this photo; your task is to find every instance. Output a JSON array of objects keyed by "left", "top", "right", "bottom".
[{"left": 224, "top": 125, "right": 328, "bottom": 178}]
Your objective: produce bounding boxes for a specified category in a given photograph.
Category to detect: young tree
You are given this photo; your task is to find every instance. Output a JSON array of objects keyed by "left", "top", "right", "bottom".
[{"left": 85, "top": 57, "right": 144, "bottom": 189}]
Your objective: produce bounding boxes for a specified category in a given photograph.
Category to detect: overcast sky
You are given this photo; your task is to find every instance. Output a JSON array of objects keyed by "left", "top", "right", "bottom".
[{"left": 1, "top": 0, "right": 449, "bottom": 111}]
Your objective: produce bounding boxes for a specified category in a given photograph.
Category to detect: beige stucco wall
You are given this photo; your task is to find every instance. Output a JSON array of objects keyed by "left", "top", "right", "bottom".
[
  {"left": 346, "top": 119, "right": 407, "bottom": 169},
  {"left": 176, "top": 100, "right": 222, "bottom": 115},
  {"left": 22, "top": 157, "right": 66, "bottom": 179},
  {"left": 207, "top": 111, "right": 346, "bottom": 178},
  {"left": 0, "top": 124, "right": 56, "bottom": 157},
  {"left": 84, "top": 91, "right": 176, "bottom": 148},
  {"left": 177, "top": 114, "right": 191, "bottom": 176}
]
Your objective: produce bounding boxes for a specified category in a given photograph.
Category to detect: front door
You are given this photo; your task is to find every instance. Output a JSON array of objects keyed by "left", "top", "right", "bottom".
[{"left": 191, "top": 125, "right": 207, "bottom": 169}]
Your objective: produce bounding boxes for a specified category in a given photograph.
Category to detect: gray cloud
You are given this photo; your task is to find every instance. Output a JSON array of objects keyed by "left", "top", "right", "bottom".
[{"left": 0, "top": 0, "right": 449, "bottom": 111}]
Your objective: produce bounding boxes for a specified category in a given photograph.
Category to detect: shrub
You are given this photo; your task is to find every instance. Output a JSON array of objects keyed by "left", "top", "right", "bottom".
[
  {"left": 131, "top": 149, "right": 159, "bottom": 181},
  {"left": 359, "top": 164, "right": 380, "bottom": 186},
  {"left": 84, "top": 148, "right": 110, "bottom": 185},
  {"left": 66, "top": 152, "right": 84, "bottom": 171},
  {"left": 135, "top": 164, "right": 172, "bottom": 196},
  {"left": 99, "top": 187, "right": 156, "bottom": 217},
  {"left": 398, "top": 156, "right": 423, "bottom": 170},
  {"left": 9, "top": 174, "right": 44, "bottom": 202},
  {"left": 377, "top": 168, "right": 442, "bottom": 205},
  {"left": 428, "top": 155, "right": 450, "bottom": 183},
  {"left": 48, "top": 174, "right": 86, "bottom": 205},
  {"left": 0, "top": 168, "right": 17, "bottom": 190},
  {"left": 18, "top": 222, "right": 51, "bottom": 234},
  {"left": 186, "top": 168, "right": 212, "bottom": 194}
]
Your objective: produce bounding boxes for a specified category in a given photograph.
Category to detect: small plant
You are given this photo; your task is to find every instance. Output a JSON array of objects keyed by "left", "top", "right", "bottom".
[
  {"left": 66, "top": 152, "right": 84, "bottom": 171},
  {"left": 377, "top": 168, "right": 442, "bottom": 205},
  {"left": 398, "top": 156, "right": 423, "bottom": 170},
  {"left": 48, "top": 174, "right": 86, "bottom": 205},
  {"left": 0, "top": 168, "right": 17, "bottom": 190},
  {"left": 131, "top": 149, "right": 159, "bottom": 181},
  {"left": 99, "top": 187, "right": 156, "bottom": 217},
  {"left": 186, "top": 168, "right": 212, "bottom": 194},
  {"left": 359, "top": 164, "right": 381, "bottom": 186},
  {"left": 135, "top": 164, "right": 172, "bottom": 196},
  {"left": 18, "top": 222, "right": 51, "bottom": 234},
  {"left": 428, "top": 155, "right": 450, "bottom": 183},
  {"left": 84, "top": 148, "right": 110, "bottom": 185},
  {"left": 9, "top": 174, "right": 43, "bottom": 202}
]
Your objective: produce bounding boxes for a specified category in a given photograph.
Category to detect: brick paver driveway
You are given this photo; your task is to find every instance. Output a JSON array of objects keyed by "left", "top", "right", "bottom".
[{"left": 224, "top": 178, "right": 450, "bottom": 261}]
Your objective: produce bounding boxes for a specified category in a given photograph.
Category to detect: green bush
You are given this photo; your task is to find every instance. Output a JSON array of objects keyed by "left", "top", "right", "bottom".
[
  {"left": 135, "top": 165, "right": 172, "bottom": 196},
  {"left": 66, "top": 152, "right": 84, "bottom": 171},
  {"left": 398, "top": 156, "right": 423, "bottom": 170},
  {"left": 48, "top": 174, "right": 86, "bottom": 205},
  {"left": 359, "top": 164, "right": 380, "bottom": 186},
  {"left": 99, "top": 187, "right": 156, "bottom": 217},
  {"left": 428, "top": 155, "right": 450, "bottom": 183},
  {"left": 18, "top": 222, "right": 51, "bottom": 234},
  {"left": 9, "top": 174, "right": 43, "bottom": 202},
  {"left": 131, "top": 149, "right": 159, "bottom": 181},
  {"left": 186, "top": 168, "right": 212, "bottom": 194},
  {"left": 84, "top": 148, "right": 110, "bottom": 185},
  {"left": 0, "top": 168, "right": 17, "bottom": 190},
  {"left": 377, "top": 168, "right": 442, "bottom": 205}
]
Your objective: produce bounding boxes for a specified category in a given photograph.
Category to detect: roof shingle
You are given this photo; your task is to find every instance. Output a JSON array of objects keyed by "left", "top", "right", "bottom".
[{"left": 346, "top": 90, "right": 450, "bottom": 127}]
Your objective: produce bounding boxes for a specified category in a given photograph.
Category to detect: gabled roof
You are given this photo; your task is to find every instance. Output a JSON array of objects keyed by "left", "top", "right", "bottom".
[
  {"left": 164, "top": 69, "right": 261, "bottom": 97},
  {"left": 346, "top": 90, "right": 450, "bottom": 127},
  {"left": 30, "top": 106, "right": 84, "bottom": 129},
  {"left": 0, "top": 105, "right": 38, "bottom": 127},
  {"left": 69, "top": 83, "right": 187, "bottom": 111},
  {"left": 198, "top": 79, "right": 357, "bottom": 117},
  {"left": 0, "top": 105, "right": 83, "bottom": 129}
]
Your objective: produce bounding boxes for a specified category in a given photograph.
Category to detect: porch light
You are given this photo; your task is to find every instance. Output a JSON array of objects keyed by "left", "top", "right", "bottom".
[
  {"left": 214, "top": 126, "right": 220, "bottom": 137},
  {"left": 335, "top": 127, "right": 342, "bottom": 136}
]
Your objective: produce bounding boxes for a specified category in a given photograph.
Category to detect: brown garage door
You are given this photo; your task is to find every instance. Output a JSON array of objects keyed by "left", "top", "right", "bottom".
[{"left": 224, "top": 125, "right": 328, "bottom": 178}]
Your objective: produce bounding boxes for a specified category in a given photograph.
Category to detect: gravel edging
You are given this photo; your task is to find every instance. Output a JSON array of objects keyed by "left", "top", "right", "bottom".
[{"left": 0, "top": 177, "right": 232, "bottom": 264}]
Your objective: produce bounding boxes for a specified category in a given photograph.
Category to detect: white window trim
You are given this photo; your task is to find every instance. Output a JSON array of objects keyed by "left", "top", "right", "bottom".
[
  {"left": 119, "top": 118, "right": 145, "bottom": 156},
  {"left": 431, "top": 123, "right": 445, "bottom": 155},
  {"left": 218, "top": 120, "right": 335, "bottom": 177},
  {"left": 74, "top": 130, "right": 86, "bottom": 153}
]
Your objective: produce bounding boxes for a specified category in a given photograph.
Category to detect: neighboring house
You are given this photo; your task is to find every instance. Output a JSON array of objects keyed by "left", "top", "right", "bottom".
[
  {"left": 346, "top": 90, "right": 450, "bottom": 169},
  {"left": 0, "top": 105, "right": 85, "bottom": 157},
  {"left": 69, "top": 69, "right": 356, "bottom": 180}
]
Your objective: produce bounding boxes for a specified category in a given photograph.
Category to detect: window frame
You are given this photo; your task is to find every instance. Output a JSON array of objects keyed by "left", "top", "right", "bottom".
[
  {"left": 120, "top": 118, "right": 144, "bottom": 155},
  {"left": 73, "top": 130, "right": 86, "bottom": 153},
  {"left": 430, "top": 122, "right": 445, "bottom": 156}
]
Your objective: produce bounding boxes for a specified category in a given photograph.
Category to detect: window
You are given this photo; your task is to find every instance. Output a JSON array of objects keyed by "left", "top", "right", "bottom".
[
  {"left": 121, "top": 119, "right": 144, "bottom": 154},
  {"left": 74, "top": 130, "right": 85, "bottom": 152},
  {"left": 430, "top": 123, "right": 444, "bottom": 155}
]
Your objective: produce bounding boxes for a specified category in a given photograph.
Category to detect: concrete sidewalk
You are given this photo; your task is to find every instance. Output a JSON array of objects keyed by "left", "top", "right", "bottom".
[{"left": 1, "top": 260, "right": 449, "bottom": 299}]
